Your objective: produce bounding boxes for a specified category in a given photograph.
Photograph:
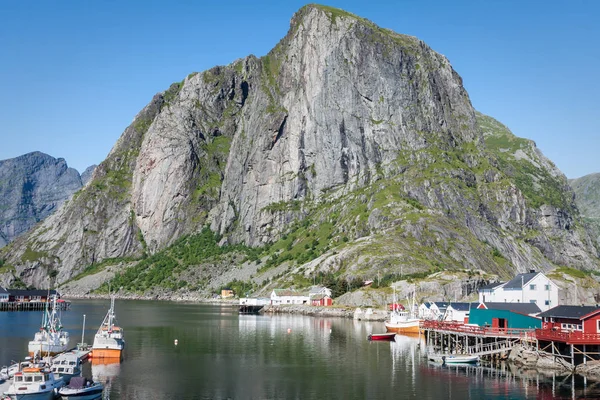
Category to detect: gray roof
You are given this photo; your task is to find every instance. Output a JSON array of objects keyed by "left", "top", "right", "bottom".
[
  {"left": 503, "top": 272, "right": 538, "bottom": 290},
  {"left": 481, "top": 302, "right": 541, "bottom": 314},
  {"left": 8, "top": 289, "right": 59, "bottom": 297},
  {"left": 538, "top": 305, "right": 600, "bottom": 320},
  {"left": 0, "top": 287, "right": 8, "bottom": 294},
  {"left": 479, "top": 282, "right": 504, "bottom": 291},
  {"left": 449, "top": 302, "right": 475, "bottom": 312}
]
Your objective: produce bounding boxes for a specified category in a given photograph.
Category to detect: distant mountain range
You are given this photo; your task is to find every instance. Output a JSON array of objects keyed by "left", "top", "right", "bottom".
[{"left": 0, "top": 151, "right": 95, "bottom": 247}]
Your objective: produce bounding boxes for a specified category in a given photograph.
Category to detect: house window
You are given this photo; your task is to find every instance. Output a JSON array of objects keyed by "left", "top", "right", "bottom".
[
  {"left": 529, "top": 284, "right": 536, "bottom": 290},
  {"left": 545, "top": 284, "right": 550, "bottom": 291},
  {"left": 529, "top": 300, "right": 537, "bottom": 304},
  {"left": 597, "top": 320, "right": 600, "bottom": 333},
  {"left": 545, "top": 300, "right": 551, "bottom": 306}
]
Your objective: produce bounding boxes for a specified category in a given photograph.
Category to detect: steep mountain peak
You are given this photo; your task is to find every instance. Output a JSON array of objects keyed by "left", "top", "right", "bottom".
[{"left": 1, "top": 5, "right": 598, "bottom": 294}]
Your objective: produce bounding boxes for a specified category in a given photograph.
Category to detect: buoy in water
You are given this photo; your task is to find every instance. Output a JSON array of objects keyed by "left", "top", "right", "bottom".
[{"left": 174, "top": 339, "right": 178, "bottom": 345}]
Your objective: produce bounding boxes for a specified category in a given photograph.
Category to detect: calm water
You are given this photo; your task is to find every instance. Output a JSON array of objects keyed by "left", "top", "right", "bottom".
[{"left": 0, "top": 300, "right": 597, "bottom": 399}]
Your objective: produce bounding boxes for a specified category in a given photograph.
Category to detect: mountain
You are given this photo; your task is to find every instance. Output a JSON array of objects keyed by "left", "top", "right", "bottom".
[
  {"left": 0, "top": 152, "right": 84, "bottom": 248},
  {"left": 570, "top": 173, "right": 600, "bottom": 246},
  {"left": 1, "top": 5, "right": 598, "bottom": 294},
  {"left": 80, "top": 165, "right": 97, "bottom": 186}
]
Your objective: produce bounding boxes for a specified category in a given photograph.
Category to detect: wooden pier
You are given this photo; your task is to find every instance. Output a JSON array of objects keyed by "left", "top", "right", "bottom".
[
  {"left": 421, "top": 321, "right": 532, "bottom": 360},
  {"left": 0, "top": 300, "right": 70, "bottom": 312},
  {"left": 535, "top": 328, "right": 600, "bottom": 367}
]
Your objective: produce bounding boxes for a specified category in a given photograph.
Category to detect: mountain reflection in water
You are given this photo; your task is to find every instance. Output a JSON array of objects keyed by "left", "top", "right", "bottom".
[{"left": 1, "top": 300, "right": 599, "bottom": 399}]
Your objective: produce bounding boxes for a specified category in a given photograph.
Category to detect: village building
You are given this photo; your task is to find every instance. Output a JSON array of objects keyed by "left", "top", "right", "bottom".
[
  {"left": 0, "top": 287, "right": 9, "bottom": 302},
  {"left": 311, "top": 294, "right": 333, "bottom": 306},
  {"left": 270, "top": 289, "right": 310, "bottom": 305},
  {"left": 468, "top": 302, "right": 542, "bottom": 329},
  {"left": 309, "top": 286, "right": 332, "bottom": 298},
  {"left": 535, "top": 305, "right": 600, "bottom": 366},
  {"left": 221, "top": 289, "right": 235, "bottom": 298},
  {"left": 8, "top": 289, "right": 60, "bottom": 303},
  {"left": 477, "top": 270, "right": 559, "bottom": 311}
]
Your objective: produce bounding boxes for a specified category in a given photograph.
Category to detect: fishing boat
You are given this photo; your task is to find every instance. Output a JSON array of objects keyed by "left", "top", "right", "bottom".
[
  {"left": 91, "top": 297, "right": 124, "bottom": 359},
  {"left": 367, "top": 332, "right": 396, "bottom": 341},
  {"left": 3, "top": 366, "right": 64, "bottom": 400},
  {"left": 50, "top": 352, "right": 81, "bottom": 384},
  {"left": 58, "top": 376, "right": 103, "bottom": 400},
  {"left": 385, "top": 290, "right": 420, "bottom": 334},
  {"left": 27, "top": 295, "right": 70, "bottom": 357}
]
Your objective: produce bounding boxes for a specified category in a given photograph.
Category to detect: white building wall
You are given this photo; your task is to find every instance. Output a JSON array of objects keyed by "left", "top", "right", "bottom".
[
  {"left": 522, "top": 274, "right": 558, "bottom": 312},
  {"left": 477, "top": 273, "right": 559, "bottom": 312},
  {"left": 444, "top": 307, "right": 469, "bottom": 322}
]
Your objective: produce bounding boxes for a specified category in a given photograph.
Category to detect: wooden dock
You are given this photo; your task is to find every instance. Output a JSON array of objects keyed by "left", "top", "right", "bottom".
[
  {"left": 421, "top": 321, "right": 532, "bottom": 360},
  {"left": 0, "top": 300, "right": 70, "bottom": 312}
]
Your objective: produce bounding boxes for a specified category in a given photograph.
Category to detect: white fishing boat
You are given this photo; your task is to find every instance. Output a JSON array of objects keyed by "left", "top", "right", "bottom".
[
  {"left": 91, "top": 297, "right": 124, "bottom": 359},
  {"left": 385, "top": 290, "right": 420, "bottom": 334},
  {"left": 50, "top": 352, "right": 81, "bottom": 385},
  {"left": 3, "top": 366, "right": 64, "bottom": 400},
  {"left": 58, "top": 376, "right": 103, "bottom": 400},
  {"left": 28, "top": 295, "right": 70, "bottom": 357}
]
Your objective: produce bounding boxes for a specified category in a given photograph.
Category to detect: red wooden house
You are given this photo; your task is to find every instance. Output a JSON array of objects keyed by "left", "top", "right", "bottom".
[
  {"left": 311, "top": 294, "right": 332, "bottom": 306},
  {"left": 536, "top": 305, "right": 600, "bottom": 344}
]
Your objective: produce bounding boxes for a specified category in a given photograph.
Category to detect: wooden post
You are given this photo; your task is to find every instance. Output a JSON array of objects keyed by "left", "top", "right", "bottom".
[
  {"left": 571, "top": 344, "right": 574, "bottom": 367},
  {"left": 583, "top": 345, "right": 587, "bottom": 365}
]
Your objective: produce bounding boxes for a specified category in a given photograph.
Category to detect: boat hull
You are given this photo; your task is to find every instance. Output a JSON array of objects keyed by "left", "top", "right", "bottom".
[
  {"left": 5, "top": 390, "right": 56, "bottom": 400},
  {"left": 28, "top": 343, "right": 69, "bottom": 357},
  {"left": 90, "top": 348, "right": 122, "bottom": 359},
  {"left": 368, "top": 333, "right": 396, "bottom": 341},
  {"left": 428, "top": 354, "right": 479, "bottom": 364},
  {"left": 59, "top": 386, "right": 103, "bottom": 400},
  {"left": 384, "top": 321, "right": 420, "bottom": 334}
]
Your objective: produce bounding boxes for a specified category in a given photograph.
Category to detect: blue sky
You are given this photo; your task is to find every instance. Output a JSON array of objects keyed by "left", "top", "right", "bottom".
[{"left": 0, "top": 0, "right": 598, "bottom": 178}]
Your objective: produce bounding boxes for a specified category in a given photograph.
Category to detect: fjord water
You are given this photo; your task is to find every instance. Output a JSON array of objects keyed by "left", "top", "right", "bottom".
[{"left": 0, "top": 300, "right": 596, "bottom": 399}]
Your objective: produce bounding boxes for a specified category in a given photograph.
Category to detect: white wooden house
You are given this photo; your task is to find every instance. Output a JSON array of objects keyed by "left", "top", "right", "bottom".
[
  {"left": 270, "top": 289, "right": 310, "bottom": 305},
  {"left": 0, "top": 287, "right": 8, "bottom": 302},
  {"left": 477, "top": 270, "right": 559, "bottom": 312}
]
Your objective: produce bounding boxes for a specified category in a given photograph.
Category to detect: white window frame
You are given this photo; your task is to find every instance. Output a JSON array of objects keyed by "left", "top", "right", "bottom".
[{"left": 529, "top": 284, "right": 536, "bottom": 290}]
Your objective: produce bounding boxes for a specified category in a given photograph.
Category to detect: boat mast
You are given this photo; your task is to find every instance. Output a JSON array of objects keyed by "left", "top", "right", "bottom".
[{"left": 80, "top": 314, "right": 86, "bottom": 346}]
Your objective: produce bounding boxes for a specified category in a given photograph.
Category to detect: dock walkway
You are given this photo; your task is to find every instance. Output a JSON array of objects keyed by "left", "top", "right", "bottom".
[{"left": 421, "top": 321, "right": 532, "bottom": 359}]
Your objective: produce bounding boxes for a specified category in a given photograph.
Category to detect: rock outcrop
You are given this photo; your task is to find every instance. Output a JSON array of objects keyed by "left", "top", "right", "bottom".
[
  {"left": 0, "top": 152, "right": 84, "bottom": 248},
  {"left": 1, "top": 5, "right": 598, "bottom": 292}
]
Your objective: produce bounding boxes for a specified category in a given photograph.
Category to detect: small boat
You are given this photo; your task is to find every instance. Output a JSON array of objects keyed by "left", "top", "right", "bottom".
[
  {"left": 50, "top": 352, "right": 81, "bottom": 384},
  {"left": 428, "top": 353, "right": 479, "bottom": 364},
  {"left": 3, "top": 366, "right": 65, "bottom": 400},
  {"left": 367, "top": 332, "right": 396, "bottom": 341},
  {"left": 28, "top": 295, "right": 70, "bottom": 357},
  {"left": 58, "top": 376, "right": 103, "bottom": 400},
  {"left": 91, "top": 297, "right": 124, "bottom": 359},
  {"left": 385, "top": 289, "right": 420, "bottom": 334}
]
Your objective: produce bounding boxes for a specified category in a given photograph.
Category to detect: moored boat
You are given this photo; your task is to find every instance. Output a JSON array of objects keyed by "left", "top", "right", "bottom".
[
  {"left": 91, "top": 297, "right": 124, "bottom": 360},
  {"left": 367, "top": 332, "right": 396, "bottom": 341},
  {"left": 58, "top": 376, "right": 103, "bottom": 400},
  {"left": 28, "top": 296, "right": 70, "bottom": 357},
  {"left": 50, "top": 352, "right": 81, "bottom": 385},
  {"left": 3, "top": 366, "right": 64, "bottom": 400},
  {"left": 428, "top": 353, "right": 479, "bottom": 364}
]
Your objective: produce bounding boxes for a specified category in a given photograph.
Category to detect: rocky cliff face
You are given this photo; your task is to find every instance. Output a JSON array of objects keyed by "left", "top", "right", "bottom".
[
  {"left": 0, "top": 152, "right": 84, "bottom": 248},
  {"left": 570, "top": 173, "right": 600, "bottom": 247},
  {"left": 1, "top": 5, "right": 598, "bottom": 291}
]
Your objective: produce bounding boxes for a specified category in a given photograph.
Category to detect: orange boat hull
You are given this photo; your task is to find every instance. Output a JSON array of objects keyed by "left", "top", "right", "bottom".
[
  {"left": 385, "top": 325, "right": 420, "bottom": 334},
  {"left": 91, "top": 348, "right": 122, "bottom": 359}
]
